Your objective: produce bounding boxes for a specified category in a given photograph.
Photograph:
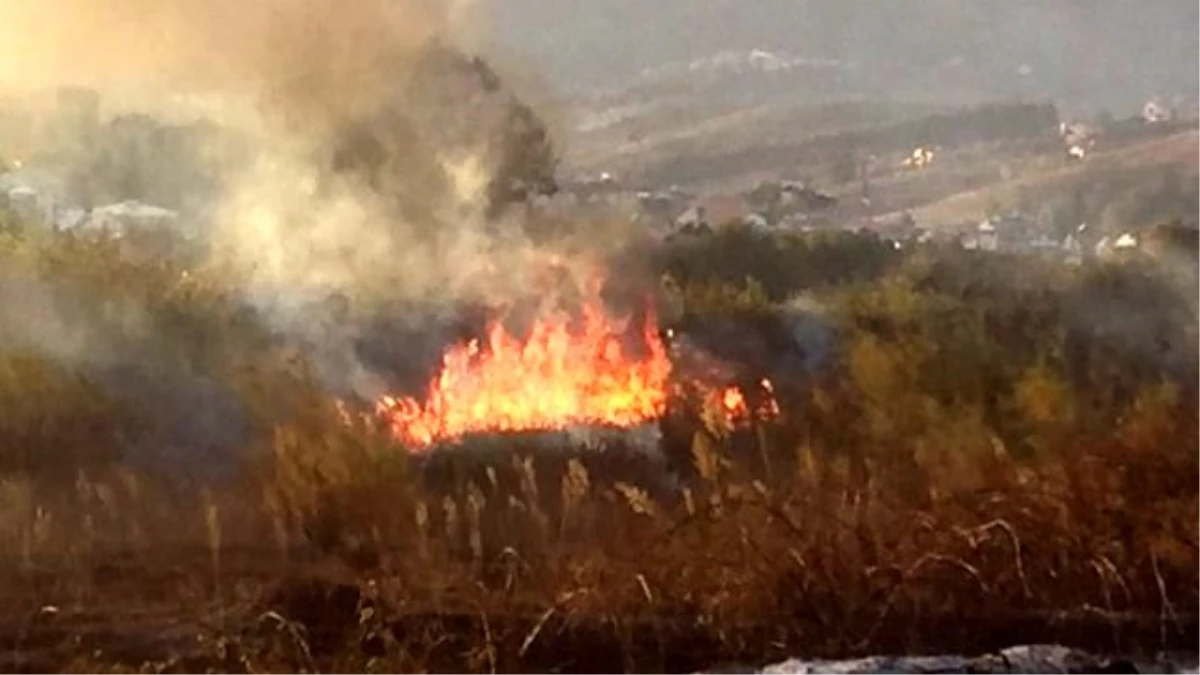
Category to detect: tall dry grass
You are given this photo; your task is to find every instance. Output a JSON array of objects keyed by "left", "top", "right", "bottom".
[{"left": 0, "top": 225, "right": 1194, "bottom": 672}]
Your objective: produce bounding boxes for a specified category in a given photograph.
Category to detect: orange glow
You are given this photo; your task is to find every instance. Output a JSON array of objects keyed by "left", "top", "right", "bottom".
[
  {"left": 707, "top": 378, "right": 780, "bottom": 426},
  {"left": 376, "top": 288, "right": 673, "bottom": 450},
  {"left": 721, "top": 387, "right": 747, "bottom": 416}
]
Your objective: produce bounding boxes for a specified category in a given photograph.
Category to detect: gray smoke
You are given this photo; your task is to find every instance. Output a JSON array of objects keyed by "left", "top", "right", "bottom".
[
  {"left": 0, "top": 0, "right": 595, "bottom": 409},
  {"left": 0, "top": 261, "right": 253, "bottom": 477}
]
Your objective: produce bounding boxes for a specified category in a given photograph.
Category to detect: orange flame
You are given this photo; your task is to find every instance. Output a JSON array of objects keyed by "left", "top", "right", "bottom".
[
  {"left": 376, "top": 293, "right": 672, "bottom": 450},
  {"left": 708, "top": 378, "right": 780, "bottom": 426},
  {"left": 721, "top": 387, "right": 747, "bottom": 417}
]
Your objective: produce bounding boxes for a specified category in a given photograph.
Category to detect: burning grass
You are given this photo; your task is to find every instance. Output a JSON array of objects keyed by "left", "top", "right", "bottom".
[
  {"left": 0, "top": 228, "right": 1196, "bottom": 672},
  {"left": 373, "top": 280, "right": 673, "bottom": 450}
]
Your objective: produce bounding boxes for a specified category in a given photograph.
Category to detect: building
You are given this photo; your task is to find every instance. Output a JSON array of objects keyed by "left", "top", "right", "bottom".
[
  {"left": 88, "top": 200, "right": 179, "bottom": 235},
  {"left": 563, "top": 172, "right": 624, "bottom": 204},
  {"left": 960, "top": 212, "right": 1041, "bottom": 253},
  {"left": 6, "top": 186, "right": 41, "bottom": 224},
  {"left": 901, "top": 146, "right": 935, "bottom": 169},
  {"left": 977, "top": 219, "right": 999, "bottom": 251},
  {"left": 1142, "top": 99, "right": 1173, "bottom": 124},
  {"left": 1058, "top": 121, "right": 1099, "bottom": 160},
  {"left": 743, "top": 179, "right": 837, "bottom": 225},
  {"left": 674, "top": 193, "right": 751, "bottom": 230},
  {"left": 0, "top": 168, "right": 66, "bottom": 228},
  {"left": 634, "top": 189, "right": 691, "bottom": 227}
]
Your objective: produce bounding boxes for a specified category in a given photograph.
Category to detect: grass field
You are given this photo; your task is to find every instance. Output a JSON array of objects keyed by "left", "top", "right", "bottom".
[{"left": 0, "top": 221, "right": 1195, "bottom": 672}]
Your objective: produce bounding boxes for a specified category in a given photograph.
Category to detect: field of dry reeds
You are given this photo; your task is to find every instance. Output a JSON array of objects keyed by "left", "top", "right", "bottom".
[{"left": 0, "top": 223, "right": 1195, "bottom": 672}]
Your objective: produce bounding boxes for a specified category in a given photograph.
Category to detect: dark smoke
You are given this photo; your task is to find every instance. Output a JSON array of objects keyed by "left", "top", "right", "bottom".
[
  {"left": 0, "top": 264, "right": 255, "bottom": 478},
  {"left": 323, "top": 43, "right": 558, "bottom": 226}
]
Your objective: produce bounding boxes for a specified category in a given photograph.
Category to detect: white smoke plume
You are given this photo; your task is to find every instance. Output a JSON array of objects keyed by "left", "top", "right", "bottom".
[
  {"left": 0, "top": 0, "right": 565, "bottom": 290},
  {"left": 0, "top": 0, "right": 597, "bottom": 405},
  {"left": 0, "top": 0, "right": 448, "bottom": 99}
]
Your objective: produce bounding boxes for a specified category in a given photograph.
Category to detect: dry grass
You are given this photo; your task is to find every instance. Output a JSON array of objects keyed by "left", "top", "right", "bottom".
[
  {"left": 0, "top": 228, "right": 1195, "bottom": 673},
  {"left": 910, "top": 129, "right": 1199, "bottom": 228},
  {"left": 0, "top": 380, "right": 1194, "bottom": 673}
]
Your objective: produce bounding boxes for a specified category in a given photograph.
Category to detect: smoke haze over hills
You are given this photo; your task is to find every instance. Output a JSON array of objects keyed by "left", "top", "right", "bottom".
[{"left": 482, "top": 0, "right": 1198, "bottom": 115}]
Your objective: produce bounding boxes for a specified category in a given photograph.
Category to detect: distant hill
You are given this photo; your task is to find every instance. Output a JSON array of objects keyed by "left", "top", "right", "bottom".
[
  {"left": 485, "top": 0, "right": 1198, "bottom": 117},
  {"left": 482, "top": 0, "right": 1198, "bottom": 185},
  {"left": 910, "top": 129, "right": 1199, "bottom": 228}
]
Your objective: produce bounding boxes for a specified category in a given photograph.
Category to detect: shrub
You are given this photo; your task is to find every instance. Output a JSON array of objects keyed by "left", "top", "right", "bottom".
[
  {"left": 660, "top": 226, "right": 899, "bottom": 301},
  {"left": 0, "top": 223, "right": 1195, "bottom": 672}
]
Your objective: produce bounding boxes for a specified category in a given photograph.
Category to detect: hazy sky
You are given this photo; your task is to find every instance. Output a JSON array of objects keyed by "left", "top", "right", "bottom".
[{"left": 480, "top": 0, "right": 1199, "bottom": 112}]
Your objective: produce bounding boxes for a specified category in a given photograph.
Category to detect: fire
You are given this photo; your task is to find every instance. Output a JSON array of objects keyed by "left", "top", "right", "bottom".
[
  {"left": 376, "top": 292, "right": 672, "bottom": 449},
  {"left": 367, "top": 274, "right": 784, "bottom": 450},
  {"left": 708, "top": 378, "right": 781, "bottom": 426},
  {"left": 721, "top": 387, "right": 747, "bottom": 416}
]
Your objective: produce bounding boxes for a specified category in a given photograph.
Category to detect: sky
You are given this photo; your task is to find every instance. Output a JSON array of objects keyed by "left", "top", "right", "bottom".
[{"left": 479, "top": 0, "right": 1199, "bottom": 113}]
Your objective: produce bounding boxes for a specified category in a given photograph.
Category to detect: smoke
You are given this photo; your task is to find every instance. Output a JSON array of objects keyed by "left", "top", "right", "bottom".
[
  {"left": 0, "top": 0, "right": 446, "bottom": 100},
  {"left": 0, "top": 258, "right": 254, "bottom": 478},
  {"left": 0, "top": 0, "right": 591, "bottom": 405},
  {"left": 0, "top": 268, "right": 151, "bottom": 370},
  {"left": 780, "top": 295, "right": 837, "bottom": 375}
]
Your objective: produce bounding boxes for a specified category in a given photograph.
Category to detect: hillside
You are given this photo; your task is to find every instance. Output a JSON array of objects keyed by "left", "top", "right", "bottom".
[
  {"left": 909, "top": 128, "right": 1199, "bottom": 228},
  {"left": 485, "top": 1, "right": 1198, "bottom": 116},
  {"left": 566, "top": 99, "right": 948, "bottom": 182},
  {"left": 498, "top": 0, "right": 1198, "bottom": 191}
]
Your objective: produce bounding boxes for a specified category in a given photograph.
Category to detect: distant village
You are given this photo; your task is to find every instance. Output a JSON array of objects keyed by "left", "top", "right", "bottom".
[
  {"left": 548, "top": 171, "right": 1154, "bottom": 265},
  {"left": 0, "top": 87, "right": 224, "bottom": 246},
  {"left": 0, "top": 86, "right": 1193, "bottom": 269},
  {"left": 0, "top": 88, "right": 184, "bottom": 236},
  {"left": 550, "top": 94, "right": 1193, "bottom": 264}
]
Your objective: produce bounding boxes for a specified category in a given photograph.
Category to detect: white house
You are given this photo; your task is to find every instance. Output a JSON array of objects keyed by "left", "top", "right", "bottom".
[
  {"left": 88, "top": 200, "right": 179, "bottom": 236},
  {"left": 1094, "top": 233, "right": 1138, "bottom": 258},
  {"left": 1142, "top": 99, "right": 1173, "bottom": 124},
  {"left": 1113, "top": 232, "right": 1138, "bottom": 249},
  {"left": 977, "top": 219, "right": 999, "bottom": 252},
  {"left": 6, "top": 186, "right": 41, "bottom": 223},
  {"left": 0, "top": 168, "right": 65, "bottom": 228}
]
